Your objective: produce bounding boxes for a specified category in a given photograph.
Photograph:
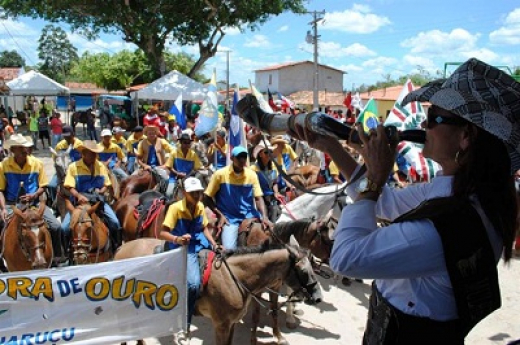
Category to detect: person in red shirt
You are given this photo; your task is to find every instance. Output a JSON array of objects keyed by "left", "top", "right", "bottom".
[
  {"left": 143, "top": 106, "right": 162, "bottom": 128},
  {"left": 50, "top": 112, "right": 63, "bottom": 148}
]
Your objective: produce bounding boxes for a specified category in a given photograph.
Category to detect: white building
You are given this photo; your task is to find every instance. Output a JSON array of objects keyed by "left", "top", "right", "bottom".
[{"left": 254, "top": 61, "right": 344, "bottom": 95}]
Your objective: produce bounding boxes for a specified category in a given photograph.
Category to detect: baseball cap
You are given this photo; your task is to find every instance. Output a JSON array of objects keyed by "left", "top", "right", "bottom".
[
  {"left": 101, "top": 129, "right": 112, "bottom": 137},
  {"left": 112, "top": 127, "right": 124, "bottom": 134},
  {"left": 231, "top": 146, "right": 248, "bottom": 157},
  {"left": 184, "top": 177, "right": 204, "bottom": 193},
  {"left": 62, "top": 125, "right": 74, "bottom": 137}
]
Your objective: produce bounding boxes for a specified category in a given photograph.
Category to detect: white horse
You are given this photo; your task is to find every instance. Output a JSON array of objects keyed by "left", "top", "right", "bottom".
[{"left": 276, "top": 182, "right": 352, "bottom": 328}]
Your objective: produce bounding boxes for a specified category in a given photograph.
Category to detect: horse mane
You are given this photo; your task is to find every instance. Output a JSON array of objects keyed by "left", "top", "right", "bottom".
[
  {"left": 224, "top": 241, "right": 285, "bottom": 257},
  {"left": 69, "top": 205, "right": 89, "bottom": 231},
  {"left": 272, "top": 219, "right": 312, "bottom": 242}
]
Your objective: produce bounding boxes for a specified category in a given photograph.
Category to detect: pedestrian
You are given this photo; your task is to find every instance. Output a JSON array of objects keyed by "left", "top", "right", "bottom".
[
  {"left": 50, "top": 112, "right": 63, "bottom": 148},
  {"left": 86, "top": 111, "right": 98, "bottom": 141},
  {"left": 37, "top": 109, "right": 51, "bottom": 149},
  {"left": 290, "top": 58, "right": 519, "bottom": 344},
  {"left": 29, "top": 111, "right": 39, "bottom": 150}
]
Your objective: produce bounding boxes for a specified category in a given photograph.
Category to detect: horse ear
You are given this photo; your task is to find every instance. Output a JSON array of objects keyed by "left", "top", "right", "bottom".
[
  {"left": 65, "top": 198, "right": 75, "bottom": 213},
  {"left": 88, "top": 201, "right": 101, "bottom": 215}
]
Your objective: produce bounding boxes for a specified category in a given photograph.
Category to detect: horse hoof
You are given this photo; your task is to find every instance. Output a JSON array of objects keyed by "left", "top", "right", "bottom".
[{"left": 286, "top": 321, "right": 298, "bottom": 329}]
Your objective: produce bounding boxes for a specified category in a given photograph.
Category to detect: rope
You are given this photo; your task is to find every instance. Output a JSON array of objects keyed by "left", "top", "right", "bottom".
[
  {"left": 140, "top": 199, "right": 165, "bottom": 231},
  {"left": 276, "top": 194, "right": 298, "bottom": 220}
]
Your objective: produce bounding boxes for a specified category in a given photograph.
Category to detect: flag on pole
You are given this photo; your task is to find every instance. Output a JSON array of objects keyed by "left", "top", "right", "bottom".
[
  {"left": 169, "top": 93, "right": 186, "bottom": 130},
  {"left": 384, "top": 79, "right": 439, "bottom": 182},
  {"left": 351, "top": 92, "right": 364, "bottom": 110},
  {"left": 250, "top": 82, "right": 274, "bottom": 113},
  {"left": 356, "top": 98, "right": 379, "bottom": 132},
  {"left": 267, "top": 88, "right": 277, "bottom": 111},
  {"left": 277, "top": 92, "right": 295, "bottom": 109},
  {"left": 226, "top": 88, "right": 247, "bottom": 165},
  {"left": 343, "top": 92, "right": 353, "bottom": 112},
  {"left": 195, "top": 70, "right": 219, "bottom": 137}
]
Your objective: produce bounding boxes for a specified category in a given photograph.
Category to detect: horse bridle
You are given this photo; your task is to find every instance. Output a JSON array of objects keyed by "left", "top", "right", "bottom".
[
  {"left": 16, "top": 215, "right": 50, "bottom": 267},
  {"left": 72, "top": 206, "right": 101, "bottom": 264}
]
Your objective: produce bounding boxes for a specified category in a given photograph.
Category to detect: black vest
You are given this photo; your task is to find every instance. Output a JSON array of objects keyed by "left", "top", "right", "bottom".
[{"left": 393, "top": 197, "right": 501, "bottom": 336}]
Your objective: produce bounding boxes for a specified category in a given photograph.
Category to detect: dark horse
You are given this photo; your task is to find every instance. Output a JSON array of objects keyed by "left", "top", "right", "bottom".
[
  {"left": 1, "top": 202, "right": 53, "bottom": 272},
  {"left": 114, "top": 238, "right": 321, "bottom": 345},
  {"left": 71, "top": 108, "right": 92, "bottom": 137}
]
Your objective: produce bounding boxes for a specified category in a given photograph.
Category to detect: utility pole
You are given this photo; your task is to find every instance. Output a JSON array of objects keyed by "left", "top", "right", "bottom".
[
  {"left": 306, "top": 10, "right": 325, "bottom": 111},
  {"left": 218, "top": 49, "right": 232, "bottom": 110}
]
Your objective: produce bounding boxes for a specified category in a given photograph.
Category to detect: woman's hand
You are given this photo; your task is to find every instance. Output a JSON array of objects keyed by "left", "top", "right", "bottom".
[{"left": 356, "top": 124, "right": 398, "bottom": 186}]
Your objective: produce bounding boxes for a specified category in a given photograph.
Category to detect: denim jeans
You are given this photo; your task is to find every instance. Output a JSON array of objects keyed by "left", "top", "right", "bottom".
[
  {"left": 112, "top": 166, "right": 128, "bottom": 180},
  {"left": 88, "top": 128, "right": 98, "bottom": 141},
  {"left": 52, "top": 134, "right": 62, "bottom": 148},
  {"left": 186, "top": 252, "right": 201, "bottom": 326},
  {"left": 127, "top": 156, "right": 136, "bottom": 174},
  {"left": 48, "top": 174, "right": 58, "bottom": 204},
  {"left": 61, "top": 202, "right": 121, "bottom": 236},
  {"left": 221, "top": 223, "right": 239, "bottom": 250}
]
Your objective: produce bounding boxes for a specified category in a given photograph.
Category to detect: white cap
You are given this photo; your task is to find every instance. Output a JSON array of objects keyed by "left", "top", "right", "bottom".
[
  {"left": 101, "top": 129, "right": 112, "bottom": 137},
  {"left": 184, "top": 177, "right": 204, "bottom": 193}
]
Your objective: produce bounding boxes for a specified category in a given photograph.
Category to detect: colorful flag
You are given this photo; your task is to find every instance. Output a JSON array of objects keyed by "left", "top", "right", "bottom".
[
  {"left": 267, "top": 88, "right": 277, "bottom": 111},
  {"left": 195, "top": 70, "right": 219, "bottom": 137},
  {"left": 277, "top": 92, "right": 295, "bottom": 109},
  {"left": 226, "top": 88, "right": 247, "bottom": 165},
  {"left": 356, "top": 98, "right": 379, "bottom": 132},
  {"left": 351, "top": 92, "right": 364, "bottom": 110},
  {"left": 343, "top": 92, "right": 353, "bottom": 112},
  {"left": 168, "top": 93, "right": 186, "bottom": 130},
  {"left": 250, "top": 82, "right": 274, "bottom": 113},
  {"left": 384, "top": 79, "right": 439, "bottom": 182}
]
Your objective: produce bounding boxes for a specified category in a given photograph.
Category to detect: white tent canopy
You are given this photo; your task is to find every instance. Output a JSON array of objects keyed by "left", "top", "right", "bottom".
[
  {"left": 132, "top": 70, "right": 221, "bottom": 101},
  {"left": 6, "top": 70, "right": 69, "bottom": 96}
]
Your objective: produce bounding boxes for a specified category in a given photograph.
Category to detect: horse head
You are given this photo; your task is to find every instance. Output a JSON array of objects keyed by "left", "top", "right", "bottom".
[
  {"left": 284, "top": 244, "right": 322, "bottom": 305},
  {"left": 305, "top": 210, "right": 336, "bottom": 263},
  {"left": 11, "top": 202, "right": 51, "bottom": 270},
  {"left": 66, "top": 199, "right": 102, "bottom": 265},
  {"left": 50, "top": 147, "right": 72, "bottom": 184}
]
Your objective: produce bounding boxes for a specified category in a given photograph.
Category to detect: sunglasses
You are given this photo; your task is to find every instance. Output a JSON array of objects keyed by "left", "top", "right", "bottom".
[
  {"left": 426, "top": 112, "right": 467, "bottom": 129},
  {"left": 262, "top": 149, "right": 273, "bottom": 155}
]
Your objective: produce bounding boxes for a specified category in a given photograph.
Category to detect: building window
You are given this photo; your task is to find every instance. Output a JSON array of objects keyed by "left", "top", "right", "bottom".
[{"left": 269, "top": 74, "right": 272, "bottom": 85}]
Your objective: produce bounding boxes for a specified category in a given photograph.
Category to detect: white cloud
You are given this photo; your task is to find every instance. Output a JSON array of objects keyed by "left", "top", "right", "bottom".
[
  {"left": 322, "top": 4, "right": 391, "bottom": 34},
  {"left": 223, "top": 26, "right": 242, "bottom": 36},
  {"left": 401, "top": 29, "right": 479, "bottom": 55},
  {"left": 489, "top": 8, "right": 520, "bottom": 45},
  {"left": 402, "top": 55, "right": 437, "bottom": 71},
  {"left": 243, "top": 34, "right": 271, "bottom": 48},
  {"left": 278, "top": 25, "right": 289, "bottom": 32},
  {"left": 337, "top": 63, "right": 363, "bottom": 72},
  {"left": 459, "top": 48, "right": 499, "bottom": 63},
  {"left": 317, "top": 41, "right": 376, "bottom": 58},
  {"left": 362, "top": 57, "right": 398, "bottom": 67},
  {"left": 0, "top": 19, "right": 39, "bottom": 36}
]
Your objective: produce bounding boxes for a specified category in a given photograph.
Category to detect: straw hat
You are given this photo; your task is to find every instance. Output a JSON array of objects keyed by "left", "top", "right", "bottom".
[
  {"left": 78, "top": 140, "right": 103, "bottom": 153},
  {"left": 4, "top": 134, "right": 33, "bottom": 149},
  {"left": 253, "top": 141, "right": 278, "bottom": 159},
  {"left": 270, "top": 135, "right": 289, "bottom": 146},
  {"left": 402, "top": 57, "right": 520, "bottom": 171},
  {"left": 24, "top": 136, "right": 34, "bottom": 147}
]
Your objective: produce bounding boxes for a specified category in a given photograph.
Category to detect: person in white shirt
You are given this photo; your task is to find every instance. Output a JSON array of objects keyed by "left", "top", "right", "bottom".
[{"left": 287, "top": 58, "right": 519, "bottom": 344}]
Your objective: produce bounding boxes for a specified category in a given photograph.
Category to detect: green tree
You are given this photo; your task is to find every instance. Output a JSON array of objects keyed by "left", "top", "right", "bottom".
[
  {"left": 0, "top": 0, "right": 306, "bottom": 78},
  {"left": 0, "top": 50, "right": 25, "bottom": 67},
  {"left": 37, "top": 24, "right": 78, "bottom": 83}
]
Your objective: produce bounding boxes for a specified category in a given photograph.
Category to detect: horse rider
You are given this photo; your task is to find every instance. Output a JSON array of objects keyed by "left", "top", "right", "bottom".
[
  {"left": 48, "top": 125, "right": 84, "bottom": 203},
  {"left": 125, "top": 126, "right": 145, "bottom": 175},
  {"left": 61, "top": 140, "right": 123, "bottom": 252},
  {"left": 0, "top": 134, "right": 64, "bottom": 265},
  {"left": 270, "top": 135, "right": 298, "bottom": 172},
  {"left": 160, "top": 177, "right": 218, "bottom": 333},
  {"left": 99, "top": 129, "right": 128, "bottom": 181},
  {"left": 250, "top": 141, "right": 285, "bottom": 223},
  {"left": 204, "top": 146, "right": 271, "bottom": 250},
  {"left": 136, "top": 125, "right": 173, "bottom": 185},
  {"left": 111, "top": 126, "right": 127, "bottom": 150},
  {"left": 207, "top": 129, "right": 227, "bottom": 170},
  {"left": 165, "top": 133, "right": 202, "bottom": 198}
]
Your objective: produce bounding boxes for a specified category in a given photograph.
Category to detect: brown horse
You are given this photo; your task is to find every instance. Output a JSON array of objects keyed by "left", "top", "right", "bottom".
[
  {"left": 119, "top": 170, "right": 157, "bottom": 199},
  {"left": 65, "top": 200, "right": 112, "bottom": 265},
  {"left": 1, "top": 202, "right": 53, "bottom": 272},
  {"left": 114, "top": 238, "right": 321, "bottom": 345},
  {"left": 241, "top": 216, "right": 334, "bottom": 344}
]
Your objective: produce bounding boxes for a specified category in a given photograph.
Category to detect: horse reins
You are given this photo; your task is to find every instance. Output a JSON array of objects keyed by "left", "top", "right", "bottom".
[{"left": 73, "top": 206, "right": 102, "bottom": 264}]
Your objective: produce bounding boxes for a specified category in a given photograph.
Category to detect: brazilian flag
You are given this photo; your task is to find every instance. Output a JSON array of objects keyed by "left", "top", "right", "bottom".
[{"left": 356, "top": 98, "right": 379, "bottom": 132}]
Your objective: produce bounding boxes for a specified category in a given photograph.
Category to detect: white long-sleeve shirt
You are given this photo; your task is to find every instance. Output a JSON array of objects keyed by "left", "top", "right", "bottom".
[{"left": 331, "top": 170, "right": 502, "bottom": 321}]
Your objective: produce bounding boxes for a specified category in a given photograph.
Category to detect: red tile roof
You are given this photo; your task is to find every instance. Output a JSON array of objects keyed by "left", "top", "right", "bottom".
[
  {"left": 359, "top": 85, "right": 406, "bottom": 101},
  {"left": 255, "top": 61, "right": 345, "bottom": 74},
  {"left": 127, "top": 83, "right": 148, "bottom": 92},
  {"left": 0, "top": 67, "right": 23, "bottom": 81}
]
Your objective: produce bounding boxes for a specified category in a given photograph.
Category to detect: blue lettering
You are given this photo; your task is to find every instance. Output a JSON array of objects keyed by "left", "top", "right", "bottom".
[
  {"left": 35, "top": 332, "right": 48, "bottom": 345},
  {"left": 57, "top": 280, "right": 71, "bottom": 297},
  {"left": 6, "top": 336, "right": 18, "bottom": 344},
  {"left": 21, "top": 333, "right": 34, "bottom": 345},
  {"left": 49, "top": 329, "right": 60, "bottom": 342},
  {"left": 62, "top": 328, "right": 75, "bottom": 341},
  {"left": 70, "top": 279, "right": 82, "bottom": 294}
]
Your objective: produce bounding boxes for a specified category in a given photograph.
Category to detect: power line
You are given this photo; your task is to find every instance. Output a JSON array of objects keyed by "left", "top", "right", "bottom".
[{"left": 1, "top": 21, "right": 37, "bottom": 66}]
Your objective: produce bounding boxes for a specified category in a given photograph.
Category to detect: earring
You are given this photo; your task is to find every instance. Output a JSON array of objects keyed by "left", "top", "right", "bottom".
[{"left": 455, "top": 150, "right": 462, "bottom": 165}]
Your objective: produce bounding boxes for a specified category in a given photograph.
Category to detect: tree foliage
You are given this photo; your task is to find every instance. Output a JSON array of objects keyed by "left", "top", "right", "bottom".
[
  {"left": 37, "top": 24, "right": 78, "bottom": 83},
  {"left": 0, "top": 0, "right": 306, "bottom": 78},
  {"left": 68, "top": 49, "right": 206, "bottom": 90},
  {"left": 0, "top": 50, "right": 25, "bottom": 67},
  {"left": 354, "top": 66, "right": 443, "bottom": 93}
]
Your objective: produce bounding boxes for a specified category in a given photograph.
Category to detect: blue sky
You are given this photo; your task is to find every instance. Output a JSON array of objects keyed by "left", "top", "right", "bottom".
[{"left": 1, "top": 0, "right": 519, "bottom": 90}]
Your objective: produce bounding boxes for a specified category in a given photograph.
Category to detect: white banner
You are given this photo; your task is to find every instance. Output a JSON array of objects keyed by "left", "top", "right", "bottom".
[{"left": 0, "top": 247, "right": 187, "bottom": 345}]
